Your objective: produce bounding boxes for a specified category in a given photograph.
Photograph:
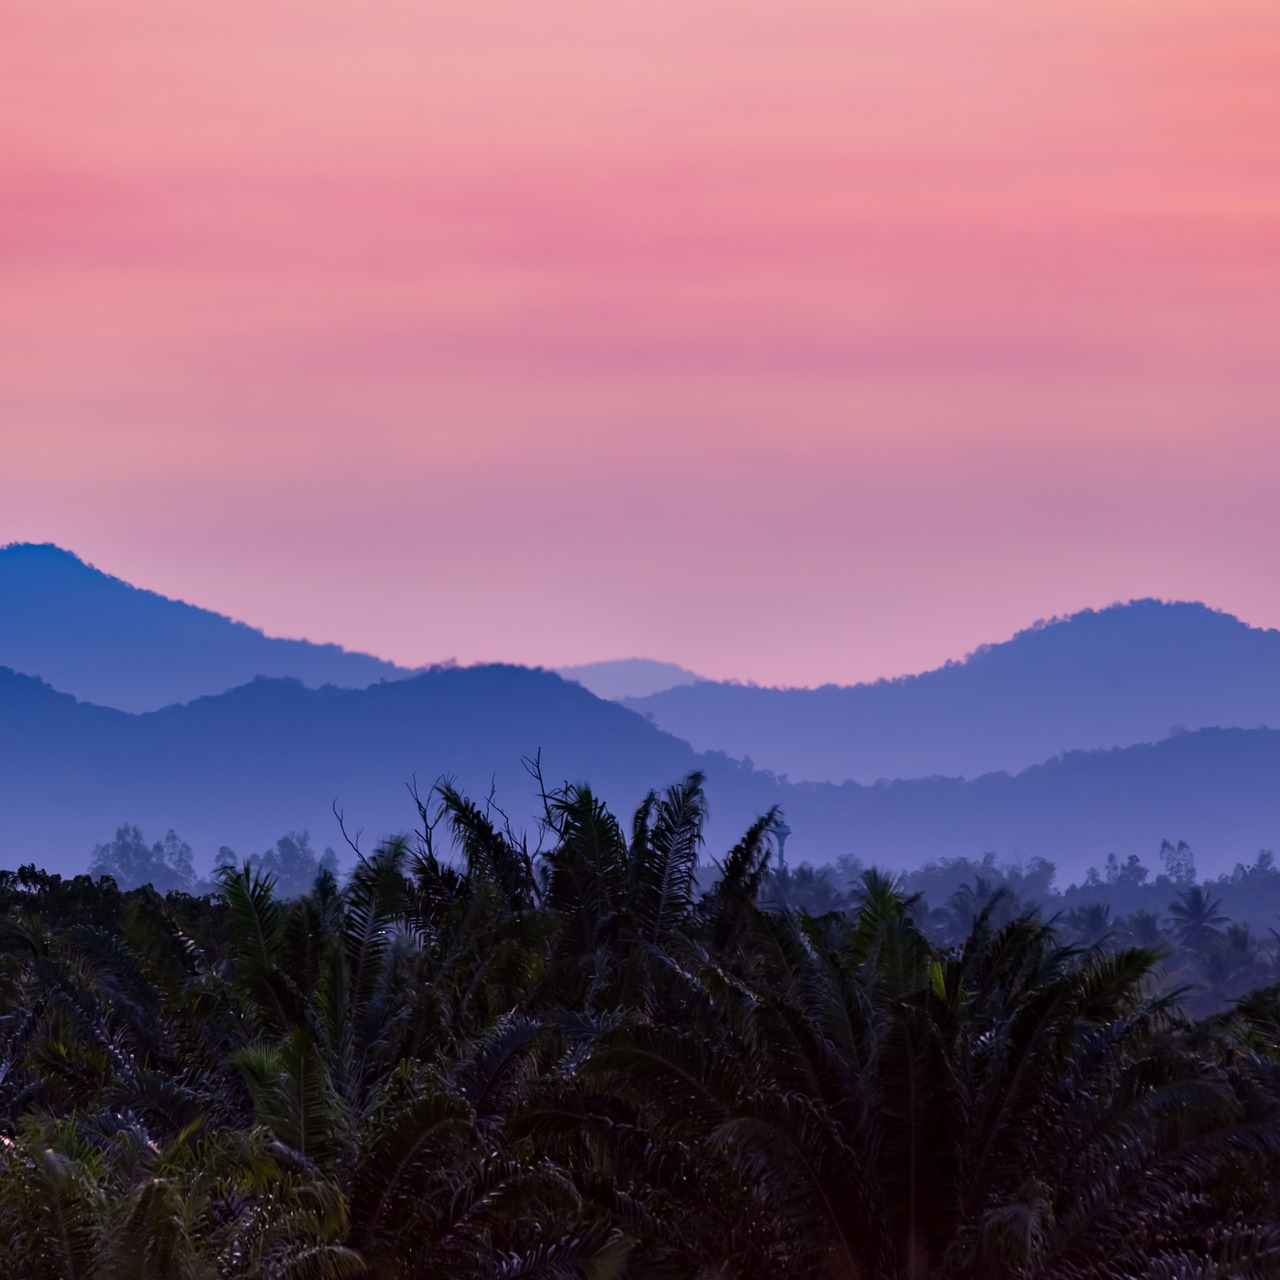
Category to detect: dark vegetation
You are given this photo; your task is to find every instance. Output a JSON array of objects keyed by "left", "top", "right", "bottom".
[
  {"left": 5, "top": 774, "right": 1280, "bottom": 1277},
  {"left": 781, "top": 841, "right": 1280, "bottom": 1019},
  {"left": 88, "top": 825, "right": 340, "bottom": 902}
]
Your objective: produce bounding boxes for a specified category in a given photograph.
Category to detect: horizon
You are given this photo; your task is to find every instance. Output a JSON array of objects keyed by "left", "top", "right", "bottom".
[
  {"left": 4, "top": 537, "right": 1272, "bottom": 693},
  {"left": 4, "top": 0, "right": 1280, "bottom": 686}
]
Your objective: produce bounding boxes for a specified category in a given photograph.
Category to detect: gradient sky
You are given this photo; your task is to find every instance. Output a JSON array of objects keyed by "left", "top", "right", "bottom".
[{"left": 3, "top": 0, "right": 1279, "bottom": 686}]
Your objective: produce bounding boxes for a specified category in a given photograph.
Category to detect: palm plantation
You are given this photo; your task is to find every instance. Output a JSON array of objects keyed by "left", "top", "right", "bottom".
[{"left": 3, "top": 774, "right": 1280, "bottom": 1277}]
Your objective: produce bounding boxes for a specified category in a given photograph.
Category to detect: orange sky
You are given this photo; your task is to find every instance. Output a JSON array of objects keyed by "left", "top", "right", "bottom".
[{"left": 3, "top": 0, "right": 1279, "bottom": 684}]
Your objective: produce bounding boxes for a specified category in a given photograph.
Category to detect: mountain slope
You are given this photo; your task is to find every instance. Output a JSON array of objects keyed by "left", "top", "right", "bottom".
[
  {"left": 0, "top": 663, "right": 724, "bottom": 875},
  {"left": 623, "top": 600, "right": 1280, "bottom": 782},
  {"left": 0, "top": 543, "right": 415, "bottom": 709},
  {"left": 3, "top": 662, "right": 1280, "bottom": 883}
]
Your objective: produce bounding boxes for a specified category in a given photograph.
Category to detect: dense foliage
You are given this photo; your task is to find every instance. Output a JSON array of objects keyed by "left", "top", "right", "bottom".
[
  {"left": 780, "top": 844, "right": 1280, "bottom": 1016},
  {"left": 5, "top": 774, "right": 1280, "bottom": 1278}
]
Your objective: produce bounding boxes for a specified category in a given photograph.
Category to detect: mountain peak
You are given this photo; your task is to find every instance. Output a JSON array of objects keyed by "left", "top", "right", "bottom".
[
  {"left": 556, "top": 658, "right": 704, "bottom": 700},
  {"left": 0, "top": 542, "right": 414, "bottom": 711},
  {"left": 3, "top": 540, "right": 84, "bottom": 558},
  {"left": 2, "top": 541, "right": 99, "bottom": 574},
  {"left": 950, "top": 599, "right": 1260, "bottom": 672},
  {"left": 1013, "top": 597, "right": 1246, "bottom": 638},
  {"left": 625, "top": 596, "right": 1280, "bottom": 783}
]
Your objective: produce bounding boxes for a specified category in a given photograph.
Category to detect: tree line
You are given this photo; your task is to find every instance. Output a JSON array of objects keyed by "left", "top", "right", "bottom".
[
  {"left": 779, "top": 841, "right": 1280, "bottom": 1018},
  {"left": 4, "top": 773, "right": 1280, "bottom": 1277}
]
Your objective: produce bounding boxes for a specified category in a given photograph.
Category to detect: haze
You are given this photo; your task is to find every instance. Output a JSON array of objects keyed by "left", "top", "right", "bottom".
[{"left": 3, "top": 0, "right": 1279, "bottom": 685}]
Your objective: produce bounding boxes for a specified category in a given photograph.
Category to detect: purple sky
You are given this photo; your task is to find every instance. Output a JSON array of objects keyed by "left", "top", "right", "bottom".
[{"left": 3, "top": 0, "right": 1280, "bottom": 684}]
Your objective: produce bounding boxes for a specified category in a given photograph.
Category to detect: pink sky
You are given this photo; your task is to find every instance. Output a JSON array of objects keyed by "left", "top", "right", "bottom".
[{"left": 3, "top": 0, "right": 1280, "bottom": 685}]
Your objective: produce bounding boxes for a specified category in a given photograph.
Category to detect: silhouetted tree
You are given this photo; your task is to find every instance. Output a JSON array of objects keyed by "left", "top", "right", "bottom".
[
  {"left": 1168, "top": 883, "right": 1228, "bottom": 952},
  {"left": 1161, "top": 838, "right": 1197, "bottom": 886},
  {"left": 5, "top": 778, "right": 1280, "bottom": 1277},
  {"left": 1105, "top": 851, "right": 1150, "bottom": 887},
  {"left": 87, "top": 824, "right": 196, "bottom": 894}
]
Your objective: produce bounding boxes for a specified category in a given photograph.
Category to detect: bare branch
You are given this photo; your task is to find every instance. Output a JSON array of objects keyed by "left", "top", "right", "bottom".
[
  {"left": 523, "top": 749, "right": 561, "bottom": 847},
  {"left": 331, "top": 800, "right": 364, "bottom": 858},
  {"left": 405, "top": 774, "right": 446, "bottom": 860}
]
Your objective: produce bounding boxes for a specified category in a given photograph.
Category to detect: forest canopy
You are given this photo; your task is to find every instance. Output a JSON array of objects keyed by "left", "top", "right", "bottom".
[{"left": 3, "top": 773, "right": 1280, "bottom": 1278}]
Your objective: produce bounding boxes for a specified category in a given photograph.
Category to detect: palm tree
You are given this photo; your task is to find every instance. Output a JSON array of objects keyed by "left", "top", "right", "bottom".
[
  {"left": 586, "top": 883, "right": 1280, "bottom": 1278},
  {"left": 1119, "top": 907, "right": 1165, "bottom": 949},
  {"left": 936, "top": 875, "right": 1009, "bottom": 946},
  {"left": 1168, "top": 884, "right": 1228, "bottom": 952},
  {"left": 1065, "top": 900, "right": 1113, "bottom": 948},
  {"left": 6, "top": 775, "right": 1280, "bottom": 1277}
]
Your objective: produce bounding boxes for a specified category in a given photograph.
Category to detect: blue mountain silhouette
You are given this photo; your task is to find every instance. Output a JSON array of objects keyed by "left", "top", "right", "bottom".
[
  {"left": 624, "top": 600, "right": 1280, "bottom": 781},
  {"left": 6, "top": 545, "right": 1280, "bottom": 881},
  {"left": 0, "top": 543, "right": 415, "bottom": 711},
  {"left": 3, "top": 661, "right": 1280, "bottom": 882}
]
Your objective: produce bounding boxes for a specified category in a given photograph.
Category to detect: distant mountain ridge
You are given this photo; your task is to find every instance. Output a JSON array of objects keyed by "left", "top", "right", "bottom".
[
  {"left": 0, "top": 662, "right": 723, "bottom": 875},
  {"left": 11, "top": 545, "right": 1280, "bottom": 793},
  {"left": 0, "top": 543, "right": 417, "bottom": 710},
  {"left": 6, "top": 543, "right": 1280, "bottom": 881},
  {"left": 3, "top": 661, "right": 1280, "bottom": 883},
  {"left": 555, "top": 658, "right": 703, "bottom": 700},
  {"left": 623, "top": 600, "right": 1280, "bottom": 782}
]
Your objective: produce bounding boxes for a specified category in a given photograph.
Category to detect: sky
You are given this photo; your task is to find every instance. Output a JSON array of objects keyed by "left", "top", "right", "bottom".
[{"left": 2, "top": 0, "right": 1279, "bottom": 686}]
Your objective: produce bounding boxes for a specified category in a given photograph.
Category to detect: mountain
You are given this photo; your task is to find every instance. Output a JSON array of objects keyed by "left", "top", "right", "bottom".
[
  {"left": 13, "top": 546, "right": 1278, "bottom": 791},
  {"left": 0, "top": 663, "right": 734, "bottom": 876},
  {"left": 3, "top": 662, "right": 1280, "bottom": 884},
  {"left": 0, "top": 543, "right": 416, "bottom": 710},
  {"left": 555, "top": 658, "right": 704, "bottom": 700},
  {"left": 6, "top": 547, "right": 1280, "bottom": 881},
  {"left": 785, "top": 726, "right": 1280, "bottom": 878},
  {"left": 623, "top": 601, "right": 1280, "bottom": 782}
]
